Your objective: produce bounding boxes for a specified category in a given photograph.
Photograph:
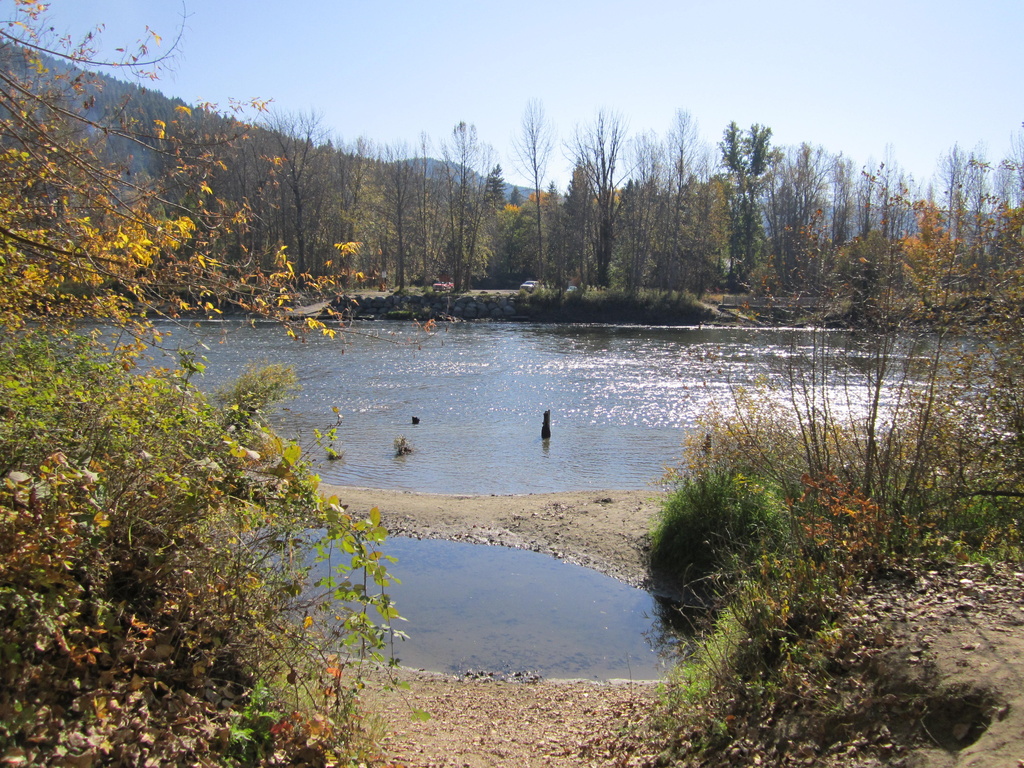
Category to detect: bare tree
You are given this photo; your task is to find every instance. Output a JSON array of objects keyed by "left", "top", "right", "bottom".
[
  {"left": 440, "top": 122, "right": 494, "bottom": 291},
  {"left": 570, "top": 109, "right": 629, "bottom": 287},
  {"left": 265, "top": 110, "right": 330, "bottom": 276},
  {"left": 618, "top": 131, "right": 664, "bottom": 290},
  {"left": 664, "top": 110, "right": 706, "bottom": 291},
  {"left": 511, "top": 99, "right": 555, "bottom": 282},
  {"left": 378, "top": 141, "right": 416, "bottom": 289},
  {"left": 763, "top": 143, "right": 831, "bottom": 292}
]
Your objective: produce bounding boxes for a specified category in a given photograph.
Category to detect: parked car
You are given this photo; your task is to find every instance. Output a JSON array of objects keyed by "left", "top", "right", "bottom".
[
  {"left": 519, "top": 280, "right": 540, "bottom": 292},
  {"left": 431, "top": 281, "right": 454, "bottom": 292}
]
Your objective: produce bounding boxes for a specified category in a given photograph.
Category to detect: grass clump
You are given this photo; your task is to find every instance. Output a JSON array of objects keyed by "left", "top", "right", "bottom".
[
  {"left": 213, "top": 359, "right": 299, "bottom": 430},
  {"left": 650, "top": 471, "right": 790, "bottom": 588}
]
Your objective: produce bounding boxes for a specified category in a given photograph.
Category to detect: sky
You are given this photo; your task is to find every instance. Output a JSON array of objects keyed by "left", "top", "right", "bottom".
[{"left": 17, "top": 0, "right": 1024, "bottom": 191}]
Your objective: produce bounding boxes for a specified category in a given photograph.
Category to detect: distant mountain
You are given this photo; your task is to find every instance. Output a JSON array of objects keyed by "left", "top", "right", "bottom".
[{"left": 15, "top": 48, "right": 532, "bottom": 203}]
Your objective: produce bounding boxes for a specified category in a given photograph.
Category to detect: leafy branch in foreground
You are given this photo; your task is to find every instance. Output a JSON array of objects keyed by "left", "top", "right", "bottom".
[
  {"left": 0, "top": 335, "right": 399, "bottom": 765},
  {"left": 0, "top": 2, "right": 348, "bottom": 336}
]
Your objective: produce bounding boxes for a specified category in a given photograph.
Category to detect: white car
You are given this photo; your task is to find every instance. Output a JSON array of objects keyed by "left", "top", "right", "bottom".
[{"left": 519, "top": 280, "right": 540, "bottom": 292}]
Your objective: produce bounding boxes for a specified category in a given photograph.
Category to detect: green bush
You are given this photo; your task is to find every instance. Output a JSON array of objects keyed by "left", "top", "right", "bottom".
[
  {"left": 650, "top": 471, "right": 790, "bottom": 586},
  {"left": 213, "top": 359, "right": 299, "bottom": 430},
  {"left": 518, "top": 286, "right": 709, "bottom": 323},
  {"left": 0, "top": 332, "right": 395, "bottom": 765}
]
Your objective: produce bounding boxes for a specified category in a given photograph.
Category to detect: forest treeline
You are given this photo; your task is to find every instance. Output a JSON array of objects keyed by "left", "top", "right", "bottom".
[{"left": 14, "top": 43, "right": 1024, "bottom": 318}]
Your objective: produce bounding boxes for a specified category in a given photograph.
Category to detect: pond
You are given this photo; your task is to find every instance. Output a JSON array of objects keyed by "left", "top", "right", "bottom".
[{"left": 315, "top": 537, "right": 685, "bottom": 680}]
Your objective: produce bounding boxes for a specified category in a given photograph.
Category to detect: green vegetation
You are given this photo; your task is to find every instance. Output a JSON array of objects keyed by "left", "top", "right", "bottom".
[
  {"left": 649, "top": 471, "right": 790, "bottom": 587},
  {"left": 0, "top": 8, "right": 399, "bottom": 764},
  {"left": 0, "top": 334, "right": 398, "bottom": 764},
  {"left": 3, "top": 2, "right": 1024, "bottom": 764},
  {"left": 6, "top": 4, "right": 1022, "bottom": 308},
  {"left": 213, "top": 360, "right": 300, "bottom": 430},
  {"left": 517, "top": 286, "right": 709, "bottom": 323}
]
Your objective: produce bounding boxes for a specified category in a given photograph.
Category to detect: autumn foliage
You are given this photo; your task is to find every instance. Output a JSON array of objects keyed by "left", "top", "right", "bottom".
[{"left": 0, "top": 5, "right": 397, "bottom": 765}]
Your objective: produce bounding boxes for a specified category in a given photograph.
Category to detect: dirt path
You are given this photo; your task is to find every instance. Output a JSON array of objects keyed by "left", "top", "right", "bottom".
[{"left": 362, "top": 668, "right": 659, "bottom": 768}]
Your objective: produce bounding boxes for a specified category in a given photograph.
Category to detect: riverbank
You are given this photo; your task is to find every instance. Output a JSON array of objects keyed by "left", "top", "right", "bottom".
[
  {"left": 323, "top": 484, "right": 668, "bottom": 767},
  {"left": 320, "top": 485, "right": 664, "bottom": 589},
  {"left": 325, "top": 485, "right": 1024, "bottom": 768}
]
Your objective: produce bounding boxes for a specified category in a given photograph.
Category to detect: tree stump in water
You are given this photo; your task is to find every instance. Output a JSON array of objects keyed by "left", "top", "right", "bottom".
[{"left": 541, "top": 410, "right": 551, "bottom": 440}]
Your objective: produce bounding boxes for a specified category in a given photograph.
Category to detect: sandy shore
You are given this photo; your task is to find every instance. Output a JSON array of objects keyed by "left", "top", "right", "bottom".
[
  {"left": 319, "top": 484, "right": 667, "bottom": 589},
  {"left": 322, "top": 484, "right": 671, "bottom": 766}
]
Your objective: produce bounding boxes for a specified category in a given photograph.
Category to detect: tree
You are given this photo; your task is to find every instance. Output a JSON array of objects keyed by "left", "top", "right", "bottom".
[
  {"left": 571, "top": 109, "right": 629, "bottom": 287},
  {"left": 720, "top": 121, "right": 777, "bottom": 291},
  {"left": 412, "top": 132, "right": 446, "bottom": 284},
  {"left": 763, "top": 143, "right": 831, "bottom": 293},
  {"left": 0, "top": 6, "right": 252, "bottom": 328},
  {"left": 560, "top": 164, "right": 595, "bottom": 286},
  {"left": 512, "top": 99, "right": 555, "bottom": 283},
  {"left": 377, "top": 142, "right": 416, "bottom": 289},
  {"left": 492, "top": 202, "right": 534, "bottom": 284},
  {"left": 264, "top": 110, "right": 335, "bottom": 278},
  {"left": 484, "top": 164, "right": 507, "bottom": 209},
  {"left": 662, "top": 110, "right": 702, "bottom": 291},
  {"left": 440, "top": 122, "right": 493, "bottom": 291},
  {"left": 617, "top": 131, "right": 663, "bottom": 290}
]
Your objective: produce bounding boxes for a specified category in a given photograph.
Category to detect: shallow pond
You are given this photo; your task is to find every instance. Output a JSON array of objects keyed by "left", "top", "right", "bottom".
[{"left": 317, "top": 537, "right": 687, "bottom": 680}]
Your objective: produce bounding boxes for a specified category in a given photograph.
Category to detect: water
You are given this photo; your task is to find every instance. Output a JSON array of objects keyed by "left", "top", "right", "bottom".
[
  {"left": 316, "top": 537, "right": 684, "bottom": 680},
  {"left": 149, "top": 319, "right": 906, "bottom": 678},
  {"left": 151, "top": 320, "right": 871, "bottom": 494}
]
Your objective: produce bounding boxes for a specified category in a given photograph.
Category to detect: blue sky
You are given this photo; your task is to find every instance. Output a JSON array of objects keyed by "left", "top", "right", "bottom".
[{"left": 21, "top": 0, "right": 1024, "bottom": 190}]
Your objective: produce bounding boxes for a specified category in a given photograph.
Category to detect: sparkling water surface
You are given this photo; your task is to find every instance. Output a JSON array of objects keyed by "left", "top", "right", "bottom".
[{"left": 154, "top": 319, "right": 901, "bottom": 677}]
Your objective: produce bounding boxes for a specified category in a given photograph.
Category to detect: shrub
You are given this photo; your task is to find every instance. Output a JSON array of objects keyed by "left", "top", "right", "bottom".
[
  {"left": 0, "top": 332, "right": 395, "bottom": 765},
  {"left": 213, "top": 360, "right": 299, "bottom": 430},
  {"left": 650, "top": 471, "right": 790, "bottom": 588}
]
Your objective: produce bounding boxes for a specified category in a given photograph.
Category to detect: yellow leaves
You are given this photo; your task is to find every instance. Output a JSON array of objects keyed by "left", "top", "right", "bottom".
[
  {"left": 175, "top": 105, "right": 192, "bottom": 116},
  {"left": 154, "top": 119, "right": 166, "bottom": 140},
  {"left": 333, "top": 241, "right": 361, "bottom": 256}
]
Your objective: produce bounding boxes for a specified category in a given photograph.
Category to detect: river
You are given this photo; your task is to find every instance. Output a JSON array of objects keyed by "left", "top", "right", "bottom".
[
  {"left": 152, "top": 319, "right": 876, "bottom": 494},
  {"left": 152, "top": 318, "right": 895, "bottom": 677}
]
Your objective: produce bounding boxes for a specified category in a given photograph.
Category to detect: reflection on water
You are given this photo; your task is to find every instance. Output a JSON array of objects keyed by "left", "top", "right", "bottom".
[
  {"left": 321, "top": 537, "right": 689, "bottom": 680},
  {"left": 152, "top": 320, "right": 894, "bottom": 495},
  {"left": 150, "top": 320, "right": 922, "bottom": 678}
]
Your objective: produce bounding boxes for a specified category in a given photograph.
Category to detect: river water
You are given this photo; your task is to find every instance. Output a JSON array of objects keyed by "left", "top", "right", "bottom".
[
  {"left": 155, "top": 319, "right": 886, "bottom": 677},
  {"left": 155, "top": 319, "right": 863, "bottom": 494}
]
